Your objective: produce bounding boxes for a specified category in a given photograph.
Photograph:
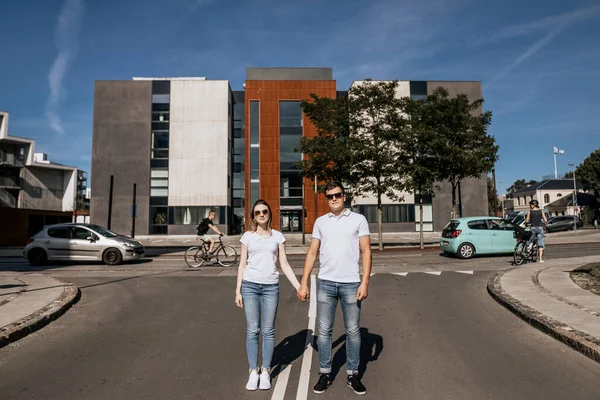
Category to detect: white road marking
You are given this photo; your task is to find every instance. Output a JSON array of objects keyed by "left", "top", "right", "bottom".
[
  {"left": 370, "top": 273, "right": 376, "bottom": 277},
  {"left": 271, "top": 364, "right": 292, "bottom": 400},
  {"left": 391, "top": 272, "right": 409, "bottom": 276},
  {"left": 424, "top": 271, "right": 442, "bottom": 276},
  {"left": 456, "top": 270, "right": 474, "bottom": 275},
  {"left": 183, "top": 240, "right": 194, "bottom": 243},
  {"left": 296, "top": 275, "right": 316, "bottom": 400}
]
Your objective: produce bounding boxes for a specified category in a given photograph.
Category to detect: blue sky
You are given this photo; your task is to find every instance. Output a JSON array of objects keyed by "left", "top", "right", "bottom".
[{"left": 1, "top": 0, "right": 599, "bottom": 195}]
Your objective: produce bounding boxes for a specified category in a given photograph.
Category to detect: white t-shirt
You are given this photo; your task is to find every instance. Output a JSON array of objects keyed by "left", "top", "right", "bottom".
[
  {"left": 312, "top": 209, "right": 370, "bottom": 283},
  {"left": 240, "top": 229, "right": 286, "bottom": 285}
]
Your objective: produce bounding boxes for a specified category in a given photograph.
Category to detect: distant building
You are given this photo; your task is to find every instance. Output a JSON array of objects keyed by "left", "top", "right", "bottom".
[
  {"left": 512, "top": 179, "right": 583, "bottom": 214},
  {"left": 0, "top": 110, "right": 88, "bottom": 245}
]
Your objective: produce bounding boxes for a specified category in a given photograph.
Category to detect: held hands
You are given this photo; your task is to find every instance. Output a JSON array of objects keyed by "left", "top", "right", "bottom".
[
  {"left": 356, "top": 283, "right": 368, "bottom": 301},
  {"left": 235, "top": 293, "right": 243, "bottom": 309},
  {"left": 297, "top": 284, "right": 309, "bottom": 302}
]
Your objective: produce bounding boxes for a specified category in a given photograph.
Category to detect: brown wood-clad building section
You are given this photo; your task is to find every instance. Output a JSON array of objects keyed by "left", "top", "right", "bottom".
[{"left": 244, "top": 80, "right": 336, "bottom": 233}]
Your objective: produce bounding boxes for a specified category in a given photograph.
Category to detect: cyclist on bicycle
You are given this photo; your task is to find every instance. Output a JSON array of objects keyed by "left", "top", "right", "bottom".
[
  {"left": 525, "top": 199, "right": 547, "bottom": 263},
  {"left": 197, "top": 211, "right": 224, "bottom": 254}
]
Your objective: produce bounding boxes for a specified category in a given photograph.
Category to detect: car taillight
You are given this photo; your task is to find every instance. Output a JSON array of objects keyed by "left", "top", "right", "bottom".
[
  {"left": 26, "top": 238, "right": 34, "bottom": 245},
  {"left": 451, "top": 230, "right": 462, "bottom": 238}
]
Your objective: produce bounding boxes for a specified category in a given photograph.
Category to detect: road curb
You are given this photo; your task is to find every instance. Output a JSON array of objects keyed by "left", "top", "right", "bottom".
[
  {"left": 487, "top": 269, "right": 600, "bottom": 364},
  {"left": 0, "top": 277, "right": 81, "bottom": 349}
]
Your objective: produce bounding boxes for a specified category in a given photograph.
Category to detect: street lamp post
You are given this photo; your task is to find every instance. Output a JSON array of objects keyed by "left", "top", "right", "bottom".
[{"left": 568, "top": 163, "right": 577, "bottom": 234}]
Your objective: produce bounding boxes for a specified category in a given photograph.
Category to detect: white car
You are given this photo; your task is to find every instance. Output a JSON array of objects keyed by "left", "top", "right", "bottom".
[{"left": 23, "top": 223, "right": 145, "bottom": 266}]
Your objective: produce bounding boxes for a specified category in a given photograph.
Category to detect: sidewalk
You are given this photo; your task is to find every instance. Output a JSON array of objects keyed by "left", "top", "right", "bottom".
[
  {"left": 0, "top": 274, "right": 79, "bottom": 348},
  {"left": 488, "top": 255, "right": 600, "bottom": 364}
]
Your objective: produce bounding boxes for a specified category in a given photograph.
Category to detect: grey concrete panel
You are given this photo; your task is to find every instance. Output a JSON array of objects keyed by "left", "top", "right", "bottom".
[
  {"left": 367, "top": 222, "right": 415, "bottom": 233},
  {"left": 246, "top": 68, "right": 333, "bottom": 81},
  {"left": 91, "top": 81, "right": 152, "bottom": 236},
  {"left": 20, "top": 167, "right": 64, "bottom": 210},
  {"left": 428, "top": 81, "right": 488, "bottom": 229}
]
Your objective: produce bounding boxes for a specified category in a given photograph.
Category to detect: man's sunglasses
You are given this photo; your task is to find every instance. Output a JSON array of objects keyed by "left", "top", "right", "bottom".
[
  {"left": 254, "top": 209, "right": 270, "bottom": 217},
  {"left": 325, "top": 192, "right": 344, "bottom": 201}
]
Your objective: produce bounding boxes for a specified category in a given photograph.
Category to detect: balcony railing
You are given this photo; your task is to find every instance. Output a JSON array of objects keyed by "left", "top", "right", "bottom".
[
  {"left": 0, "top": 177, "right": 20, "bottom": 188},
  {"left": 0, "top": 187, "right": 16, "bottom": 207}
]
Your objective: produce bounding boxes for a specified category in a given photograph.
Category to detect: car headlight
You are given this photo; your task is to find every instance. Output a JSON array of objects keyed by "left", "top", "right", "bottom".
[{"left": 123, "top": 242, "right": 136, "bottom": 247}]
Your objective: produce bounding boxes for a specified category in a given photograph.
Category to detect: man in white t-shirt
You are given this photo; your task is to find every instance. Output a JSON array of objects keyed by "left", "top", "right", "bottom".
[{"left": 297, "top": 181, "right": 372, "bottom": 396}]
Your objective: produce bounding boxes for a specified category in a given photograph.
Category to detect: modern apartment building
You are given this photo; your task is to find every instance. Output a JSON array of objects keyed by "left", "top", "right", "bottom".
[
  {"left": 0, "top": 110, "right": 85, "bottom": 245},
  {"left": 91, "top": 68, "right": 488, "bottom": 236}
]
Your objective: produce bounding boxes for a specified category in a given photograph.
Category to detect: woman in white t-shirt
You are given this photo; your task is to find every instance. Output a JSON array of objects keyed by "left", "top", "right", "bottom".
[{"left": 235, "top": 199, "right": 300, "bottom": 391}]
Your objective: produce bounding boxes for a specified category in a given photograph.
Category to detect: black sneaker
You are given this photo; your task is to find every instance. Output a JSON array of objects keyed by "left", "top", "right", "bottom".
[
  {"left": 313, "top": 373, "right": 332, "bottom": 394},
  {"left": 347, "top": 374, "right": 367, "bottom": 395}
]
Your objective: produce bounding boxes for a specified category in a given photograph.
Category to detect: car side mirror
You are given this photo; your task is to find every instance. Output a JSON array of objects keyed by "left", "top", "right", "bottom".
[{"left": 87, "top": 236, "right": 96, "bottom": 242}]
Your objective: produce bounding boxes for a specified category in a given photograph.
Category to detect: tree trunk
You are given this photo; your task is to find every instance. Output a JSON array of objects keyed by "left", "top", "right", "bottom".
[
  {"left": 419, "top": 196, "right": 424, "bottom": 250},
  {"left": 451, "top": 181, "right": 457, "bottom": 219},
  {"left": 378, "top": 193, "right": 383, "bottom": 251}
]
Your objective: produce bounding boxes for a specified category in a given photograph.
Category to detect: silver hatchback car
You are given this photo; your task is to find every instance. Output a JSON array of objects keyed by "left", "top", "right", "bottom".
[{"left": 23, "top": 223, "right": 145, "bottom": 266}]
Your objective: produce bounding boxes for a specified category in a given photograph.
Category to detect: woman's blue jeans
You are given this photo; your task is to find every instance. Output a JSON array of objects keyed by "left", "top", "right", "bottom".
[
  {"left": 317, "top": 279, "right": 362, "bottom": 375},
  {"left": 241, "top": 280, "right": 279, "bottom": 370}
]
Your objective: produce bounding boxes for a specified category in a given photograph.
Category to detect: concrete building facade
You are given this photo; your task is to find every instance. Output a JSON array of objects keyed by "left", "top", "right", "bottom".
[{"left": 90, "top": 70, "right": 488, "bottom": 235}]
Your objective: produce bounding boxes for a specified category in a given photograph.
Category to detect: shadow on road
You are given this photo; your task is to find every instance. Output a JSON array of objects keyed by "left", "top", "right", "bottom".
[
  {"left": 271, "top": 329, "right": 312, "bottom": 379},
  {"left": 328, "top": 327, "right": 383, "bottom": 381}
]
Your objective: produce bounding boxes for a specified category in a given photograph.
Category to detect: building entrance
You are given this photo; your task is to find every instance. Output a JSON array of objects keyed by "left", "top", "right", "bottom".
[{"left": 280, "top": 210, "right": 302, "bottom": 232}]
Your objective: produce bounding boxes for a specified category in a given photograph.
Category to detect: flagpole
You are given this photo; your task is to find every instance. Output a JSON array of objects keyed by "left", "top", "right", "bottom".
[{"left": 554, "top": 152, "right": 557, "bottom": 179}]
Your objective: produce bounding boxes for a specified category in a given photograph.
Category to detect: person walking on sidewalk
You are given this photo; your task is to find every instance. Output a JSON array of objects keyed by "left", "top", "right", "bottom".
[
  {"left": 525, "top": 199, "right": 548, "bottom": 263},
  {"left": 297, "top": 181, "right": 372, "bottom": 395},
  {"left": 235, "top": 199, "right": 300, "bottom": 391}
]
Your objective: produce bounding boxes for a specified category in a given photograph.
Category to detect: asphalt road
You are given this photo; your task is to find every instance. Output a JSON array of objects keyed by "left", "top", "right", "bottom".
[{"left": 1, "top": 262, "right": 600, "bottom": 399}]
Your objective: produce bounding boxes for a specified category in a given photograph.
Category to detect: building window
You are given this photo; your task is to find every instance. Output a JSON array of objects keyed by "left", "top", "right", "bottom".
[
  {"left": 249, "top": 101, "right": 259, "bottom": 205},
  {"left": 279, "top": 101, "right": 303, "bottom": 209},
  {"left": 544, "top": 194, "right": 550, "bottom": 203},
  {"left": 352, "top": 205, "right": 415, "bottom": 223}
]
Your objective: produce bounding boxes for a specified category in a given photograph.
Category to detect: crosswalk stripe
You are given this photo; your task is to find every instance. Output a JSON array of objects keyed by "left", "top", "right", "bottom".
[
  {"left": 424, "top": 271, "right": 442, "bottom": 276},
  {"left": 391, "top": 272, "right": 409, "bottom": 276},
  {"left": 456, "top": 271, "right": 474, "bottom": 275},
  {"left": 296, "top": 275, "right": 316, "bottom": 400}
]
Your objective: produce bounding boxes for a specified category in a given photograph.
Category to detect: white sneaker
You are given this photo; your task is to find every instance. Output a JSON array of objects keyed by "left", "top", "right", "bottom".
[
  {"left": 259, "top": 370, "right": 271, "bottom": 390},
  {"left": 246, "top": 370, "right": 259, "bottom": 391},
  {"left": 538, "top": 260, "right": 545, "bottom": 263}
]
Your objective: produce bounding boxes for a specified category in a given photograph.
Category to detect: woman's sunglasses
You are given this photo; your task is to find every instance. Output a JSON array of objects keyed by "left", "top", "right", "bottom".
[
  {"left": 325, "top": 192, "right": 344, "bottom": 201},
  {"left": 254, "top": 209, "right": 270, "bottom": 217}
]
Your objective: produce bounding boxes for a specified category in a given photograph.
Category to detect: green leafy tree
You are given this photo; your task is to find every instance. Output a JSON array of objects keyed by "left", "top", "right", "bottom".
[
  {"left": 487, "top": 176, "right": 496, "bottom": 216},
  {"left": 506, "top": 179, "right": 538, "bottom": 199},
  {"left": 298, "top": 81, "right": 405, "bottom": 250},
  {"left": 575, "top": 149, "right": 600, "bottom": 215},
  {"left": 389, "top": 96, "right": 440, "bottom": 249},
  {"left": 347, "top": 80, "right": 406, "bottom": 250},
  {"left": 297, "top": 95, "right": 355, "bottom": 190},
  {"left": 427, "top": 87, "right": 499, "bottom": 218}
]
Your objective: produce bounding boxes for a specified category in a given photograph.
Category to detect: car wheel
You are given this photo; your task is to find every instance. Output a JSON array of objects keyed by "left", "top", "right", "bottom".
[
  {"left": 457, "top": 243, "right": 475, "bottom": 259},
  {"left": 28, "top": 248, "right": 47, "bottom": 266},
  {"left": 102, "top": 248, "right": 123, "bottom": 266}
]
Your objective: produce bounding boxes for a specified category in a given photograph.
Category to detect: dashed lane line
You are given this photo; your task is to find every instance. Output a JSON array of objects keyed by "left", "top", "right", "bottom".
[
  {"left": 296, "top": 275, "right": 316, "bottom": 400},
  {"left": 271, "top": 364, "right": 292, "bottom": 400}
]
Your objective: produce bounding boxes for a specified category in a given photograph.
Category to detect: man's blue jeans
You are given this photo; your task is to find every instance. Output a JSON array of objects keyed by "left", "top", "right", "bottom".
[
  {"left": 241, "top": 280, "right": 279, "bottom": 370},
  {"left": 316, "top": 279, "right": 361, "bottom": 375}
]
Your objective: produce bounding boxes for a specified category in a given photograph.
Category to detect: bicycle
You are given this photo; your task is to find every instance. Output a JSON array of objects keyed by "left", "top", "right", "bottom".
[
  {"left": 184, "top": 235, "right": 238, "bottom": 267},
  {"left": 513, "top": 224, "right": 539, "bottom": 266}
]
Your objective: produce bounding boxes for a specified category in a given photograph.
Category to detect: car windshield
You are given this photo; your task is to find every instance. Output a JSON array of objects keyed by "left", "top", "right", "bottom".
[{"left": 86, "top": 225, "right": 119, "bottom": 238}]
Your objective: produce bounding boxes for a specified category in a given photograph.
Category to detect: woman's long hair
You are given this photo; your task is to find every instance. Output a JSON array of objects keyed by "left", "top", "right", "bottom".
[{"left": 247, "top": 199, "right": 273, "bottom": 234}]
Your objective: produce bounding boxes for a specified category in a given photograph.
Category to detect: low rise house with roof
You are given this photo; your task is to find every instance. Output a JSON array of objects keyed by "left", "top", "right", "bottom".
[{"left": 512, "top": 179, "right": 584, "bottom": 214}]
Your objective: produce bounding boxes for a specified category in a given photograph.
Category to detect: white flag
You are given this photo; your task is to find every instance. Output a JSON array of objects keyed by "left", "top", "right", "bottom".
[{"left": 553, "top": 146, "right": 564, "bottom": 154}]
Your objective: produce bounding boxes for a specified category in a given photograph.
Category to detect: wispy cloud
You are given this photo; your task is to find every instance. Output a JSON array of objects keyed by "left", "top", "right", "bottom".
[
  {"left": 45, "top": 0, "right": 84, "bottom": 136},
  {"left": 490, "top": 5, "right": 600, "bottom": 83},
  {"left": 190, "top": 0, "right": 215, "bottom": 12}
]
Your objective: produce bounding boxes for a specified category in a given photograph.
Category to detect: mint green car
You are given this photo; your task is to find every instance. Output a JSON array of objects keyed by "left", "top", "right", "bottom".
[{"left": 440, "top": 217, "right": 517, "bottom": 259}]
